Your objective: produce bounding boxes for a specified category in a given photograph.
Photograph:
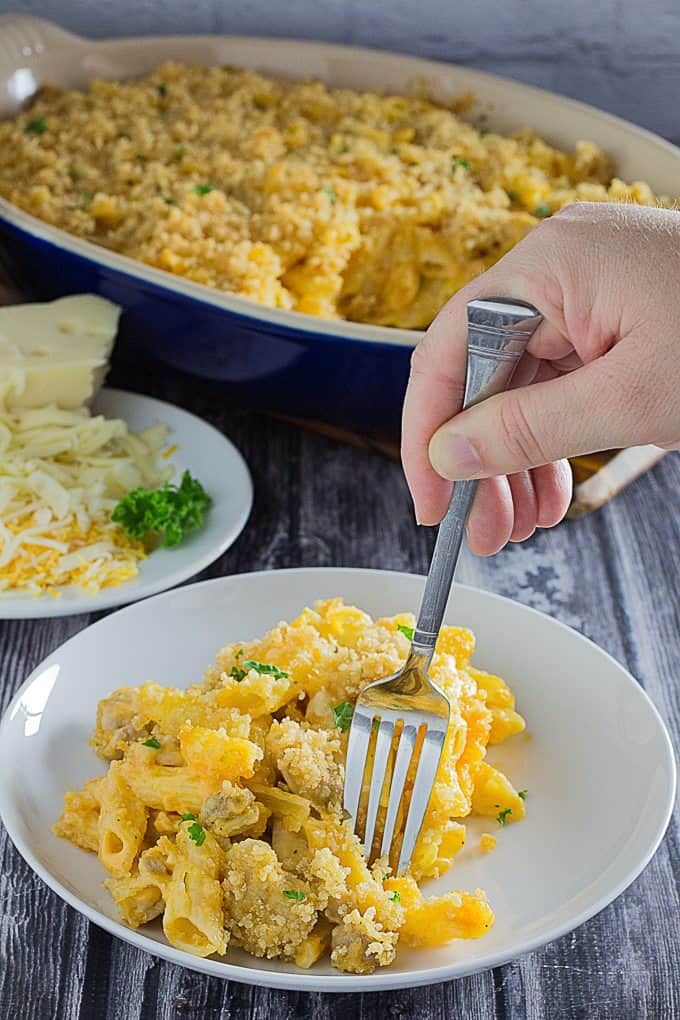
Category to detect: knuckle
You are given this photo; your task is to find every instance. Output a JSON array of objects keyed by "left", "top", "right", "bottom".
[
  {"left": 497, "top": 392, "right": 551, "bottom": 468},
  {"left": 409, "top": 338, "right": 430, "bottom": 376}
]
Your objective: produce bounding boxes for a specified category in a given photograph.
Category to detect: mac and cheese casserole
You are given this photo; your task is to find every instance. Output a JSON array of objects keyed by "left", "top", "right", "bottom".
[
  {"left": 54, "top": 598, "right": 528, "bottom": 973},
  {"left": 0, "top": 64, "right": 667, "bottom": 328}
]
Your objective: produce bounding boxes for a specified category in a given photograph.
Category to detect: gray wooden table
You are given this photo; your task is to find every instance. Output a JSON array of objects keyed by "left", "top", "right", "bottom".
[{"left": 0, "top": 352, "right": 678, "bottom": 1020}]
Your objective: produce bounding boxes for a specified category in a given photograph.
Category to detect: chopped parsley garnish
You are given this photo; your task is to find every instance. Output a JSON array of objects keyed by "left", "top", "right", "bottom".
[
  {"left": 173, "top": 147, "right": 185, "bottom": 161},
  {"left": 340, "top": 144, "right": 350, "bottom": 153},
  {"left": 283, "top": 890, "right": 307, "bottom": 902},
  {"left": 497, "top": 808, "right": 513, "bottom": 826},
  {"left": 323, "top": 186, "right": 336, "bottom": 205},
  {"left": 230, "top": 666, "right": 247, "bottom": 682},
  {"left": 161, "top": 195, "right": 174, "bottom": 204},
  {"left": 389, "top": 890, "right": 401, "bottom": 903},
  {"left": 116, "top": 130, "right": 132, "bottom": 140},
  {"left": 135, "top": 152, "right": 148, "bottom": 162},
  {"left": 453, "top": 158, "right": 470, "bottom": 169},
  {"left": 478, "top": 125, "right": 489, "bottom": 136},
  {"left": 254, "top": 99, "right": 268, "bottom": 110},
  {"left": 111, "top": 470, "right": 211, "bottom": 548},
  {"left": 507, "top": 189, "right": 519, "bottom": 201},
  {"left": 235, "top": 648, "right": 244, "bottom": 658},
  {"left": 333, "top": 701, "right": 354, "bottom": 732},
  {"left": 181, "top": 812, "right": 197, "bottom": 821},
  {"left": 187, "top": 822, "right": 206, "bottom": 846},
  {"left": 194, "top": 183, "right": 214, "bottom": 196},
  {"left": 68, "top": 191, "right": 92, "bottom": 211},
  {"left": 142, "top": 735, "right": 161, "bottom": 749},
  {"left": 518, "top": 789, "right": 527, "bottom": 800},
  {"left": 25, "top": 117, "right": 47, "bottom": 135},
  {"left": 534, "top": 204, "right": 551, "bottom": 217},
  {"left": 67, "top": 168, "right": 80, "bottom": 181},
  {"left": 241, "top": 660, "right": 290, "bottom": 679},
  {"left": 157, "top": 83, "right": 168, "bottom": 98},
  {"left": 396, "top": 623, "right": 414, "bottom": 641}
]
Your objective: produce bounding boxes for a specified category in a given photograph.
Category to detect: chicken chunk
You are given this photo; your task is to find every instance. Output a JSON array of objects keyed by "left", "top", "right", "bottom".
[
  {"left": 90, "top": 687, "right": 149, "bottom": 760},
  {"left": 266, "top": 718, "right": 343, "bottom": 808},
  {"left": 330, "top": 906, "right": 398, "bottom": 973},
  {"left": 199, "top": 781, "right": 263, "bottom": 847},
  {"left": 222, "top": 839, "right": 317, "bottom": 959}
]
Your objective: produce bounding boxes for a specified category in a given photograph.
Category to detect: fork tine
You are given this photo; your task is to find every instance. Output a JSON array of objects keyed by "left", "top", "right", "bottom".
[
  {"left": 343, "top": 710, "right": 372, "bottom": 824},
  {"left": 380, "top": 722, "right": 417, "bottom": 859},
  {"left": 363, "top": 719, "right": 394, "bottom": 856},
  {"left": 397, "top": 726, "right": 447, "bottom": 874}
]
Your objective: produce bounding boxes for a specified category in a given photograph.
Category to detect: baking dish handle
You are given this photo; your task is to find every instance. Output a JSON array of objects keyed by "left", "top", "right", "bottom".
[{"left": 0, "top": 16, "right": 87, "bottom": 117}]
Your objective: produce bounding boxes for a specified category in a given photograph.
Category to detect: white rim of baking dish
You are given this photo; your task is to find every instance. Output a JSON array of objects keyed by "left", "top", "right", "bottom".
[{"left": 2, "top": 16, "right": 680, "bottom": 349}]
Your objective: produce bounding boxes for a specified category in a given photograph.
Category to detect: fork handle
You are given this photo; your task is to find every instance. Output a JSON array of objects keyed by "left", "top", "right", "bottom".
[{"left": 412, "top": 298, "right": 543, "bottom": 658}]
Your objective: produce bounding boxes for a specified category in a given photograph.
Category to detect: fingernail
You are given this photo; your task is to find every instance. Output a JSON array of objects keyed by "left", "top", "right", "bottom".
[{"left": 431, "top": 433, "right": 482, "bottom": 480}]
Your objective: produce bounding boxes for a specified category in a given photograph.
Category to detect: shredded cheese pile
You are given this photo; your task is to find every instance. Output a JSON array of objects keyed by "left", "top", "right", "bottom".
[{"left": 0, "top": 392, "right": 172, "bottom": 596}]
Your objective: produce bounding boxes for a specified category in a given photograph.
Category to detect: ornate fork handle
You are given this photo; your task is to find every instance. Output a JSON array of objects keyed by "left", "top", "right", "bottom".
[{"left": 411, "top": 298, "right": 543, "bottom": 660}]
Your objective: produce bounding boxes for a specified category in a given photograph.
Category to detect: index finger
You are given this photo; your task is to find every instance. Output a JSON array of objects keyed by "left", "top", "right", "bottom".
[
  {"left": 401, "top": 272, "right": 568, "bottom": 525},
  {"left": 401, "top": 299, "right": 467, "bottom": 525}
]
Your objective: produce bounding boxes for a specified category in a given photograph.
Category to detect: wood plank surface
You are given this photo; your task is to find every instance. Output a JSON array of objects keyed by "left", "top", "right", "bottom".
[{"left": 0, "top": 357, "right": 678, "bottom": 1020}]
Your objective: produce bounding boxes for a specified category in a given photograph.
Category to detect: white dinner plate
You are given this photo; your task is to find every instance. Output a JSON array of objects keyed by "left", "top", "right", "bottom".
[
  {"left": 0, "top": 388, "right": 253, "bottom": 619},
  {"left": 0, "top": 568, "right": 675, "bottom": 991}
]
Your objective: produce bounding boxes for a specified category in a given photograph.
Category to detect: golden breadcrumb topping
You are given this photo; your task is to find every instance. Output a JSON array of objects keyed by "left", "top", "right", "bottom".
[{"left": 0, "top": 64, "right": 669, "bottom": 328}]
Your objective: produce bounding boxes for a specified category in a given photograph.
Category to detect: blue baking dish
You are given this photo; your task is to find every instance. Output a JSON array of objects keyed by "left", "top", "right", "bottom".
[
  {"left": 2, "top": 18, "right": 680, "bottom": 429},
  {"left": 0, "top": 212, "right": 414, "bottom": 430}
]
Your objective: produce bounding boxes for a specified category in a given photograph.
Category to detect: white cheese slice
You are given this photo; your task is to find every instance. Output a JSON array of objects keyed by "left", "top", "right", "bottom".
[{"left": 0, "top": 294, "right": 121, "bottom": 409}]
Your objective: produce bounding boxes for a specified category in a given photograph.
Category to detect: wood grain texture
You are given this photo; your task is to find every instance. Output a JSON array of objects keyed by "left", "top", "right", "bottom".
[{"left": 0, "top": 353, "right": 678, "bottom": 1020}]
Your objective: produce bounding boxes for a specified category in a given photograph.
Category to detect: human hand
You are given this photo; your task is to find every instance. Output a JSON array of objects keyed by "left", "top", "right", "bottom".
[{"left": 401, "top": 202, "right": 680, "bottom": 554}]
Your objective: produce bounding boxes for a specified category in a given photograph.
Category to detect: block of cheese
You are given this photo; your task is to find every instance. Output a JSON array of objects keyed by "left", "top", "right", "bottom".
[{"left": 0, "top": 294, "right": 121, "bottom": 409}]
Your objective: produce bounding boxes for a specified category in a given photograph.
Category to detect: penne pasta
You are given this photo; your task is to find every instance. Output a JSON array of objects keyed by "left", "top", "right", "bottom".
[
  {"left": 97, "top": 763, "right": 148, "bottom": 877},
  {"left": 162, "top": 826, "right": 228, "bottom": 958}
]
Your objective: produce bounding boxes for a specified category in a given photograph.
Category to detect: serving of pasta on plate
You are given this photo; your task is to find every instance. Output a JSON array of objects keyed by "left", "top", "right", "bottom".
[{"left": 54, "top": 597, "right": 528, "bottom": 974}]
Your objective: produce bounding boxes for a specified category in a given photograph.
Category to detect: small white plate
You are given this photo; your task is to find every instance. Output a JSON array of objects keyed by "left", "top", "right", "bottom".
[
  {"left": 0, "top": 388, "right": 253, "bottom": 618},
  {"left": 0, "top": 568, "right": 675, "bottom": 991}
]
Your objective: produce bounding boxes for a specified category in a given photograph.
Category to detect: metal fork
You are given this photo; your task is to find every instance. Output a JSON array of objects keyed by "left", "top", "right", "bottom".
[{"left": 343, "top": 297, "right": 543, "bottom": 874}]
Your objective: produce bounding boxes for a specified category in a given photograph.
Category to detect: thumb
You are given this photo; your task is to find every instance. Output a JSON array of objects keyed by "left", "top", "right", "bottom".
[{"left": 428, "top": 345, "right": 645, "bottom": 479}]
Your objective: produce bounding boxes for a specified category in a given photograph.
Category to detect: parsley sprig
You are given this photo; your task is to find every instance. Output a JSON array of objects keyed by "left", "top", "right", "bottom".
[
  {"left": 111, "top": 470, "right": 211, "bottom": 548},
  {"left": 283, "top": 889, "right": 307, "bottom": 902},
  {"left": 333, "top": 701, "right": 353, "bottom": 732},
  {"left": 142, "top": 735, "right": 161, "bottom": 749},
  {"left": 187, "top": 821, "right": 206, "bottom": 846},
  {"left": 25, "top": 117, "right": 47, "bottom": 135},
  {"left": 244, "top": 661, "right": 289, "bottom": 678},
  {"left": 497, "top": 808, "right": 513, "bottom": 826},
  {"left": 396, "top": 623, "right": 414, "bottom": 640}
]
